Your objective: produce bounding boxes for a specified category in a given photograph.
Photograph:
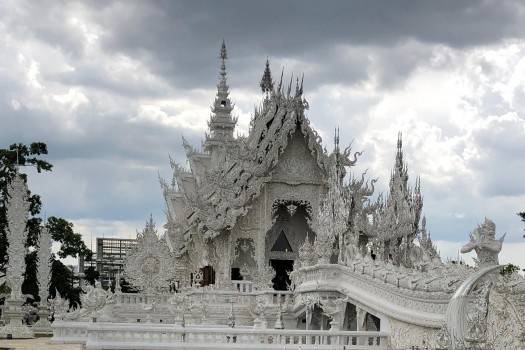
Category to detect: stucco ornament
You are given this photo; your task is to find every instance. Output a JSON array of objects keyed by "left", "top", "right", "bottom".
[{"left": 123, "top": 216, "right": 176, "bottom": 293}]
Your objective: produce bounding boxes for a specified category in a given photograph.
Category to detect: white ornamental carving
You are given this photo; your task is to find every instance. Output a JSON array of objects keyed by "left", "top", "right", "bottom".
[
  {"left": 123, "top": 216, "right": 176, "bottom": 293},
  {"left": 37, "top": 225, "right": 53, "bottom": 302},
  {"left": 4, "top": 174, "right": 30, "bottom": 299}
]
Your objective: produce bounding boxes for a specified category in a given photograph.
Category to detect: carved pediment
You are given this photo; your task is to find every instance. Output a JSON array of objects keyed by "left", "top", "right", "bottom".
[{"left": 270, "top": 129, "right": 325, "bottom": 184}]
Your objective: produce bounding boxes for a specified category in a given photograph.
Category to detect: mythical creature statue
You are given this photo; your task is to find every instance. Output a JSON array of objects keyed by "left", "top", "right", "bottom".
[{"left": 460, "top": 218, "right": 505, "bottom": 266}]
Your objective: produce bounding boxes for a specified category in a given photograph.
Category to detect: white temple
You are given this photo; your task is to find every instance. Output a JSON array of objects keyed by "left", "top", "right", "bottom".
[{"left": 13, "top": 41, "right": 524, "bottom": 349}]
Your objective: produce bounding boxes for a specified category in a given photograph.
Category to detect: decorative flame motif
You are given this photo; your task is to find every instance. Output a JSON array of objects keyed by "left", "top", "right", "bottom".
[{"left": 123, "top": 216, "right": 176, "bottom": 293}]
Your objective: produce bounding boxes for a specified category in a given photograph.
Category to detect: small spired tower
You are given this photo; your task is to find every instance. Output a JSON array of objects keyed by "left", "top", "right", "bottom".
[
  {"left": 0, "top": 173, "right": 34, "bottom": 339},
  {"left": 204, "top": 40, "right": 238, "bottom": 164}
]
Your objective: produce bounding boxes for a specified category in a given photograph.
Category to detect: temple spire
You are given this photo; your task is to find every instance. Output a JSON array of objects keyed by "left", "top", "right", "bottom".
[
  {"left": 260, "top": 58, "right": 273, "bottom": 95},
  {"left": 396, "top": 132, "right": 403, "bottom": 168},
  {"left": 204, "top": 40, "right": 237, "bottom": 153}
]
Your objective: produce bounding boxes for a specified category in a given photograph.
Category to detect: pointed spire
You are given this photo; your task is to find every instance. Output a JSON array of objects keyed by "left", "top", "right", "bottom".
[
  {"left": 217, "top": 39, "right": 229, "bottom": 96},
  {"left": 287, "top": 73, "right": 293, "bottom": 97},
  {"left": 334, "top": 127, "right": 340, "bottom": 153},
  {"left": 143, "top": 214, "right": 157, "bottom": 237},
  {"left": 295, "top": 74, "right": 304, "bottom": 97},
  {"left": 260, "top": 58, "right": 273, "bottom": 94},
  {"left": 277, "top": 68, "right": 284, "bottom": 93},
  {"left": 395, "top": 131, "right": 404, "bottom": 170},
  {"left": 220, "top": 39, "right": 227, "bottom": 60},
  {"left": 204, "top": 40, "right": 237, "bottom": 152}
]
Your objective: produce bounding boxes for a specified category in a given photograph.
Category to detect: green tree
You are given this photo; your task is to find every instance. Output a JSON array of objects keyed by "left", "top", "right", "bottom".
[
  {"left": 84, "top": 266, "right": 99, "bottom": 286},
  {"left": 0, "top": 143, "right": 93, "bottom": 305},
  {"left": 49, "top": 259, "right": 82, "bottom": 308}
]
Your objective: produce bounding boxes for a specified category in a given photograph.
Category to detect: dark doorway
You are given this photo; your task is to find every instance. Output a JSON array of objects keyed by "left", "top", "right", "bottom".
[
  {"left": 270, "top": 259, "right": 293, "bottom": 290},
  {"left": 231, "top": 267, "right": 242, "bottom": 280},
  {"left": 200, "top": 266, "right": 215, "bottom": 287}
]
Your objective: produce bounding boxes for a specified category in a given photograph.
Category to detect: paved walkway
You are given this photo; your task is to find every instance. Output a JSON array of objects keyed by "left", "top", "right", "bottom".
[{"left": 0, "top": 337, "right": 82, "bottom": 350}]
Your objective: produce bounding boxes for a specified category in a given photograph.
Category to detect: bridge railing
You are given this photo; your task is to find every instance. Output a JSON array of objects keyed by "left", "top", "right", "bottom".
[{"left": 52, "top": 321, "right": 389, "bottom": 349}]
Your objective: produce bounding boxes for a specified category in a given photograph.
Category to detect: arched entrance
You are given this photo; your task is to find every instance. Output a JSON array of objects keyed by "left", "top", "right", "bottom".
[{"left": 266, "top": 200, "right": 314, "bottom": 290}]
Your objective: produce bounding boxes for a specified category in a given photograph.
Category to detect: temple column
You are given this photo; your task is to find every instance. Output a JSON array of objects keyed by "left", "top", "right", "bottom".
[
  {"left": 356, "top": 307, "right": 367, "bottom": 331},
  {"left": 256, "top": 186, "right": 268, "bottom": 271},
  {"left": 224, "top": 234, "right": 232, "bottom": 288}
]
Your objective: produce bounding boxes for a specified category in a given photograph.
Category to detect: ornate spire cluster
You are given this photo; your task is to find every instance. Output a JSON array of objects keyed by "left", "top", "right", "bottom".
[
  {"left": 313, "top": 166, "right": 348, "bottom": 264},
  {"left": 204, "top": 40, "right": 238, "bottom": 151},
  {"left": 373, "top": 133, "right": 424, "bottom": 266}
]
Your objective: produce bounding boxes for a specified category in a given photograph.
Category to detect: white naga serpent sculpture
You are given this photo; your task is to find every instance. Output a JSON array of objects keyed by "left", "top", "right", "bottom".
[{"left": 446, "top": 264, "right": 500, "bottom": 348}]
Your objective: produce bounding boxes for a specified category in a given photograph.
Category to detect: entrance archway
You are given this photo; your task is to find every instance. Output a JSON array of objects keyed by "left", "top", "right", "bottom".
[{"left": 266, "top": 200, "right": 314, "bottom": 290}]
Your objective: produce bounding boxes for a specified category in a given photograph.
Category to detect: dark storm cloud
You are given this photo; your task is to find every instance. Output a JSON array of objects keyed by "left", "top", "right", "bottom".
[{"left": 87, "top": 0, "right": 524, "bottom": 90}]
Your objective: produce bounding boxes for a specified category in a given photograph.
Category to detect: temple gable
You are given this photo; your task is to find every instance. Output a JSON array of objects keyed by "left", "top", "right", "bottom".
[{"left": 270, "top": 128, "right": 325, "bottom": 185}]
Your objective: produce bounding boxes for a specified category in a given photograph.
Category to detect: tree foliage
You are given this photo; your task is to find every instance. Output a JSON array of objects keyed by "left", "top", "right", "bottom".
[
  {"left": 49, "top": 259, "right": 81, "bottom": 308},
  {"left": 84, "top": 266, "right": 99, "bottom": 286},
  {"left": 500, "top": 263, "right": 520, "bottom": 276},
  {"left": 46, "top": 217, "right": 93, "bottom": 260}
]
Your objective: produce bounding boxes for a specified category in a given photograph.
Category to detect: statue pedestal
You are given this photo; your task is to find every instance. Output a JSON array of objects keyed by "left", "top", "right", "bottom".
[
  {"left": 0, "top": 296, "right": 34, "bottom": 339},
  {"left": 32, "top": 304, "right": 52, "bottom": 335}
]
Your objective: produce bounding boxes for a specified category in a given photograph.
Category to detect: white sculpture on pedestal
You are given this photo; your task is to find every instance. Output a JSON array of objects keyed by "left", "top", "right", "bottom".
[
  {"left": 33, "top": 225, "right": 53, "bottom": 334},
  {"left": 0, "top": 173, "right": 34, "bottom": 339}
]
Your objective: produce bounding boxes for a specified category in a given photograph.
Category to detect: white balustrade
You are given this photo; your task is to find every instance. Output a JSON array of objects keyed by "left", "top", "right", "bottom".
[
  {"left": 52, "top": 321, "right": 389, "bottom": 349},
  {"left": 232, "top": 279, "right": 253, "bottom": 293}
]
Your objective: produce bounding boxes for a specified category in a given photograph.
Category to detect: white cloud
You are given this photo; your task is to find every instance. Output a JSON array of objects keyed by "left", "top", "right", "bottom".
[{"left": 2, "top": 0, "right": 525, "bottom": 266}]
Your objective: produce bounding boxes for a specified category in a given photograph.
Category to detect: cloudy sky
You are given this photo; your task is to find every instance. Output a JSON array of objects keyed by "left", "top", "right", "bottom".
[{"left": 1, "top": 0, "right": 524, "bottom": 267}]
